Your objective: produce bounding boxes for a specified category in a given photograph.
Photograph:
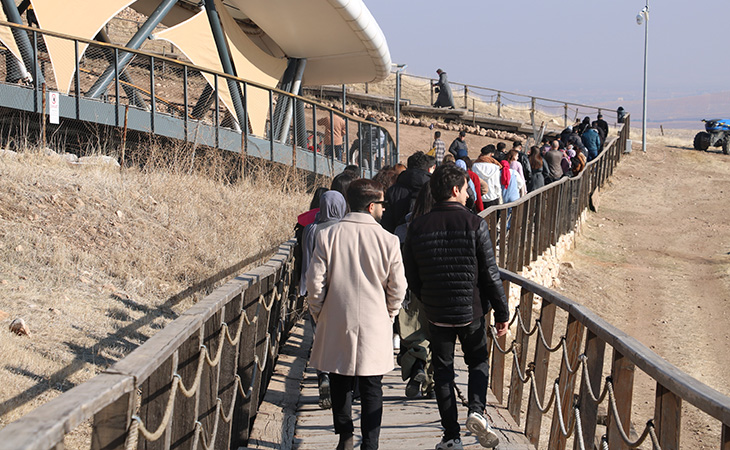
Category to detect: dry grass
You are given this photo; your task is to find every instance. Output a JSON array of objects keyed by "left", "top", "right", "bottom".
[{"left": 0, "top": 144, "right": 311, "bottom": 427}]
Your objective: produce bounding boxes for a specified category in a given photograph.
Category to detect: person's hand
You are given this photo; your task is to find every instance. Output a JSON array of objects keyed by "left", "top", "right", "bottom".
[{"left": 494, "top": 321, "right": 508, "bottom": 337}]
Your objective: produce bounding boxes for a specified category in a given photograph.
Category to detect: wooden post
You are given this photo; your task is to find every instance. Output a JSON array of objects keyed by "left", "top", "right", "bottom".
[
  {"left": 41, "top": 82, "right": 47, "bottom": 149},
  {"left": 498, "top": 210, "right": 507, "bottom": 268},
  {"left": 231, "top": 282, "right": 262, "bottom": 446},
  {"left": 170, "top": 336, "right": 199, "bottom": 449},
  {"left": 198, "top": 311, "right": 223, "bottom": 449},
  {"left": 507, "top": 289, "right": 534, "bottom": 424},
  {"left": 91, "top": 386, "right": 136, "bottom": 450},
  {"left": 607, "top": 350, "right": 635, "bottom": 450},
  {"left": 464, "top": 85, "right": 468, "bottom": 109},
  {"left": 531, "top": 194, "right": 543, "bottom": 261},
  {"left": 490, "top": 281, "right": 507, "bottom": 404},
  {"left": 430, "top": 79, "right": 434, "bottom": 106},
  {"left": 722, "top": 424, "right": 730, "bottom": 450},
  {"left": 140, "top": 353, "right": 177, "bottom": 450},
  {"left": 524, "top": 300, "right": 557, "bottom": 447},
  {"left": 548, "top": 315, "right": 585, "bottom": 450},
  {"left": 530, "top": 97, "right": 536, "bottom": 130},
  {"left": 654, "top": 383, "right": 681, "bottom": 450},
  {"left": 497, "top": 92, "right": 502, "bottom": 118},
  {"left": 216, "top": 295, "right": 244, "bottom": 449},
  {"left": 564, "top": 103, "right": 569, "bottom": 127},
  {"left": 121, "top": 105, "right": 128, "bottom": 170},
  {"left": 575, "top": 330, "right": 606, "bottom": 450}
]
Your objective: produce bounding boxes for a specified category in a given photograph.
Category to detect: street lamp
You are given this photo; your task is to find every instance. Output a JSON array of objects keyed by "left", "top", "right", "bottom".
[
  {"left": 394, "top": 63, "right": 407, "bottom": 163},
  {"left": 637, "top": 1, "right": 649, "bottom": 153}
]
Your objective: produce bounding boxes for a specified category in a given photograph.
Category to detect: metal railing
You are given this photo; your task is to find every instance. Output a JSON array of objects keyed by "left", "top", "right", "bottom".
[
  {"left": 0, "top": 240, "right": 302, "bottom": 450},
  {"left": 346, "top": 72, "right": 622, "bottom": 131},
  {"left": 0, "top": 20, "right": 396, "bottom": 179}
]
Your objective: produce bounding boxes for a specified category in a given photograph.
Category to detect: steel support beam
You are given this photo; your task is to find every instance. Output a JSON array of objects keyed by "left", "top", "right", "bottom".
[
  {"left": 0, "top": 0, "right": 41, "bottom": 84},
  {"left": 87, "top": 0, "right": 178, "bottom": 99},
  {"left": 203, "top": 0, "right": 246, "bottom": 130},
  {"left": 275, "top": 58, "right": 306, "bottom": 143},
  {"left": 94, "top": 30, "right": 148, "bottom": 109}
]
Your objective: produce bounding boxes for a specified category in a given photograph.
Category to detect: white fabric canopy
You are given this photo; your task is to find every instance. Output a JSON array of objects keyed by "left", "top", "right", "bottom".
[
  {"left": 31, "top": 0, "right": 135, "bottom": 93},
  {"left": 154, "top": 0, "right": 285, "bottom": 135}
]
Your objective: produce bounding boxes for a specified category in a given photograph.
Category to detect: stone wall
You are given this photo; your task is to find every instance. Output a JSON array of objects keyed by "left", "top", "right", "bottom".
[{"left": 505, "top": 210, "right": 587, "bottom": 323}]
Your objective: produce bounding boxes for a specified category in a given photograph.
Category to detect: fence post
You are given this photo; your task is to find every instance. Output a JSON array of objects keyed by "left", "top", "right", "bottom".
[
  {"left": 723, "top": 425, "right": 730, "bottom": 450},
  {"left": 430, "top": 78, "right": 434, "bottom": 106},
  {"left": 654, "top": 383, "right": 682, "bottom": 450},
  {"left": 548, "top": 315, "right": 584, "bottom": 450},
  {"left": 524, "top": 299, "right": 557, "bottom": 447},
  {"left": 497, "top": 91, "right": 502, "bottom": 118},
  {"left": 575, "top": 330, "right": 606, "bottom": 450},
  {"left": 507, "top": 288, "right": 534, "bottom": 425},
  {"left": 530, "top": 97, "right": 536, "bottom": 129},
  {"left": 41, "top": 82, "right": 46, "bottom": 149},
  {"left": 607, "top": 350, "right": 635, "bottom": 450},
  {"left": 464, "top": 85, "right": 468, "bottom": 109},
  {"left": 564, "top": 103, "right": 569, "bottom": 127}
]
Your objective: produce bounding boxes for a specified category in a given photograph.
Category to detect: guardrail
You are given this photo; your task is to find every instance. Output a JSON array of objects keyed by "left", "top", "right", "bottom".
[
  {"left": 478, "top": 114, "right": 730, "bottom": 449},
  {"left": 491, "top": 267, "right": 730, "bottom": 449},
  {"left": 0, "top": 240, "right": 301, "bottom": 450},
  {"left": 346, "top": 72, "right": 622, "bottom": 131},
  {"left": 0, "top": 20, "right": 396, "bottom": 179}
]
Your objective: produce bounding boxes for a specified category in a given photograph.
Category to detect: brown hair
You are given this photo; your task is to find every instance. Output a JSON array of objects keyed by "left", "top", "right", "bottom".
[{"left": 347, "top": 178, "right": 385, "bottom": 212}]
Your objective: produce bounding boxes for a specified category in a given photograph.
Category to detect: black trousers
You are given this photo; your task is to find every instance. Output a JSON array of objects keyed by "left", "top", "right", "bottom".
[
  {"left": 329, "top": 373, "right": 383, "bottom": 450},
  {"left": 428, "top": 317, "right": 490, "bottom": 441}
]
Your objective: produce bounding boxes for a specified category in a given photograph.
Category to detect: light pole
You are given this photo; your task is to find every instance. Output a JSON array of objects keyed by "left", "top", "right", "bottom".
[
  {"left": 394, "top": 63, "right": 407, "bottom": 162},
  {"left": 637, "top": 1, "right": 649, "bottom": 153}
]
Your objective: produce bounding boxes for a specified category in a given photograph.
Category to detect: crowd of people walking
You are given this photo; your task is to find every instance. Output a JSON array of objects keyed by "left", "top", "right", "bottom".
[{"left": 295, "top": 113, "right": 609, "bottom": 449}]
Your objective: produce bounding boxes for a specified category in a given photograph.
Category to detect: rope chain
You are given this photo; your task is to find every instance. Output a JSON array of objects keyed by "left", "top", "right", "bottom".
[{"left": 123, "top": 277, "right": 287, "bottom": 449}]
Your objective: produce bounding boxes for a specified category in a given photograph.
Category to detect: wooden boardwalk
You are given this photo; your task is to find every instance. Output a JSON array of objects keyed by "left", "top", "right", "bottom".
[
  {"left": 244, "top": 319, "right": 534, "bottom": 450},
  {"left": 292, "top": 345, "right": 534, "bottom": 449}
]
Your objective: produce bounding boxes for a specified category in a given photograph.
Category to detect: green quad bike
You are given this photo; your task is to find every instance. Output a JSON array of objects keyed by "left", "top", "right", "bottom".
[{"left": 693, "top": 119, "right": 730, "bottom": 154}]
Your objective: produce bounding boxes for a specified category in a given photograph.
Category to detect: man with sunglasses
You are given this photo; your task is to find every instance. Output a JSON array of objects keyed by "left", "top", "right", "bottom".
[{"left": 306, "top": 178, "right": 407, "bottom": 450}]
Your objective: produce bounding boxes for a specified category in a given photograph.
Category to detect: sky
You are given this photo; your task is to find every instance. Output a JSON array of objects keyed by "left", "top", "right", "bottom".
[{"left": 365, "top": 0, "right": 730, "bottom": 110}]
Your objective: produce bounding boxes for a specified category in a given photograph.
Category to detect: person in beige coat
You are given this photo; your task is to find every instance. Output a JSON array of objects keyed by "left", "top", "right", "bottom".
[{"left": 306, "top": 178, "right": 407, "bottom": 450}]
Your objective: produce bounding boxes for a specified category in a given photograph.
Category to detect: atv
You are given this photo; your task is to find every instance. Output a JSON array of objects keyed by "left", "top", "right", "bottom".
[{"left": 693, "top": 119, "right": 730, "bottom": 154}]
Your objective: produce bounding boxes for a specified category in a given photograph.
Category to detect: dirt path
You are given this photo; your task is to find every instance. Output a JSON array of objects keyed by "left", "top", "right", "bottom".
[{"left": 558, "top": 137, "right": 730, "bottom": 447}]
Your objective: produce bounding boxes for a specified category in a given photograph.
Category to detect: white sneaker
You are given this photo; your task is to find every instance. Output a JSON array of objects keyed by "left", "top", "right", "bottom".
[
  {"left": 466, "top": 412, "right": 500, "bottom": 448},
  {"left": 435, "top": 437, "right": 463, "bottom": 450},
  {"left": 393, "top": 333, "right": 400, "bottom": 351}
]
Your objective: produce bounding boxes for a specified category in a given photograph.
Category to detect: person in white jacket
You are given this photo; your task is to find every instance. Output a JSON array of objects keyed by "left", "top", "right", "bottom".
[{"left": 471, "top": 146, "right": 503, "bottom": 209}]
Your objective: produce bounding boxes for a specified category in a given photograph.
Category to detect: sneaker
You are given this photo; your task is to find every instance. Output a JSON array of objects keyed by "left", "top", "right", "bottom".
[
  {"left": 318, "top": 374, "right": 332, "bottom": 409},
  {"left": 393, "top": 333, "right": 401, "bottom": 351},
  {"left": 405, "top": 368, "right": 427, "bottom": 398},
  {"left": 435, "top": 437, "right": 463, "bottom": 450},
  {"left": 466, "top": 412, "right": 500, "bottom": 448}
]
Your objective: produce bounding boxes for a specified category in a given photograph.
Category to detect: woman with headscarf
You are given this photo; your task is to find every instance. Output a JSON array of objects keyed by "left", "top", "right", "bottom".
[
  {"left": 500, "top": 160, "right": 523, "bottom": 204},
  {"left": 299, "top": 190, "right": 348, "bottom": 410}
]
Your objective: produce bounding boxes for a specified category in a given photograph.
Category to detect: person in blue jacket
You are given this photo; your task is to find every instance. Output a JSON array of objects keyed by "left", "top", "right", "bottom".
[{"left": 581, "top": 125, "right": 602, "bottom": 161}]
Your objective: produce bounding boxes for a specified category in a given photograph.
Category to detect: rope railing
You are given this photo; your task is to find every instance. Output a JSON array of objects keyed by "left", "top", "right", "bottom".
[
  {"left": 494, "top": 268, "right": 730, "bottom": 450},
  {"left": 0, "top": 240, "right": 301, "bottom": 450}
]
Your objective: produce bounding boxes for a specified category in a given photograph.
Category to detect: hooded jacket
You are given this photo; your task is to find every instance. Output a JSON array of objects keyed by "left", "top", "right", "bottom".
[
  {"left": 382, "top": 168, "right": 431, "bottom": 233},
  {"left": 300, "top": 191, "right": 347, "bottom": 295}
]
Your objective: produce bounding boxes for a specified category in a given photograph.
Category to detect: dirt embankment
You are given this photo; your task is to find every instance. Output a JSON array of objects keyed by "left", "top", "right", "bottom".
[{"left": 558, "top": 133, "right": 730, "bottom": 448}]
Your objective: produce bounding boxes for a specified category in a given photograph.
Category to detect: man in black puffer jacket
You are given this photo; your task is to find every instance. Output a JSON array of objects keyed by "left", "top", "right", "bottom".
[
  {"left": 403, "top": 164, "right": 509, "bottom": 450},
  {"left": 381, "top": 151, "right": 434, "bottom": 233}
]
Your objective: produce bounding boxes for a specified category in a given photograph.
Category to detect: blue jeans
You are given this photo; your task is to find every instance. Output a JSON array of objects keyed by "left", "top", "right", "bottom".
[{"left": 428, "top": 317, "right": 490, "bottom": 441}]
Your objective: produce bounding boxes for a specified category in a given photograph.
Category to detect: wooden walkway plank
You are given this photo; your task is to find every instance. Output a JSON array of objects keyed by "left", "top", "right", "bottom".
[{"left": 290, "top": 323, "right": 535, "bottom": 450}]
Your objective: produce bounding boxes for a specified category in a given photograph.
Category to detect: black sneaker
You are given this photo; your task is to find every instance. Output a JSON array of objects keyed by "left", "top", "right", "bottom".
[{"left": 405, "top": 368, "right": 427, "bottom": 398}]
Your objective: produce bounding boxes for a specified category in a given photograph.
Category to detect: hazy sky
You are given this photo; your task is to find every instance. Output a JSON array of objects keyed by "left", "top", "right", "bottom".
[{"left": 365, "top": 1, "right": 729, "bottom": 106}]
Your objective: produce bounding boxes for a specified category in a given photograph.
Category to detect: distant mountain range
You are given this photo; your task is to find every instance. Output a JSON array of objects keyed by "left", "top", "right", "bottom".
[{"left": 597, "top": 91, "right": 730, "bottom": 129}]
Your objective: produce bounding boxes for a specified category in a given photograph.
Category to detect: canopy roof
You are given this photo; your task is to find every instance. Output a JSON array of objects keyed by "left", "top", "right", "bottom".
[{"left": 131, "top": 0, "right": 392, "bottom": 86}]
